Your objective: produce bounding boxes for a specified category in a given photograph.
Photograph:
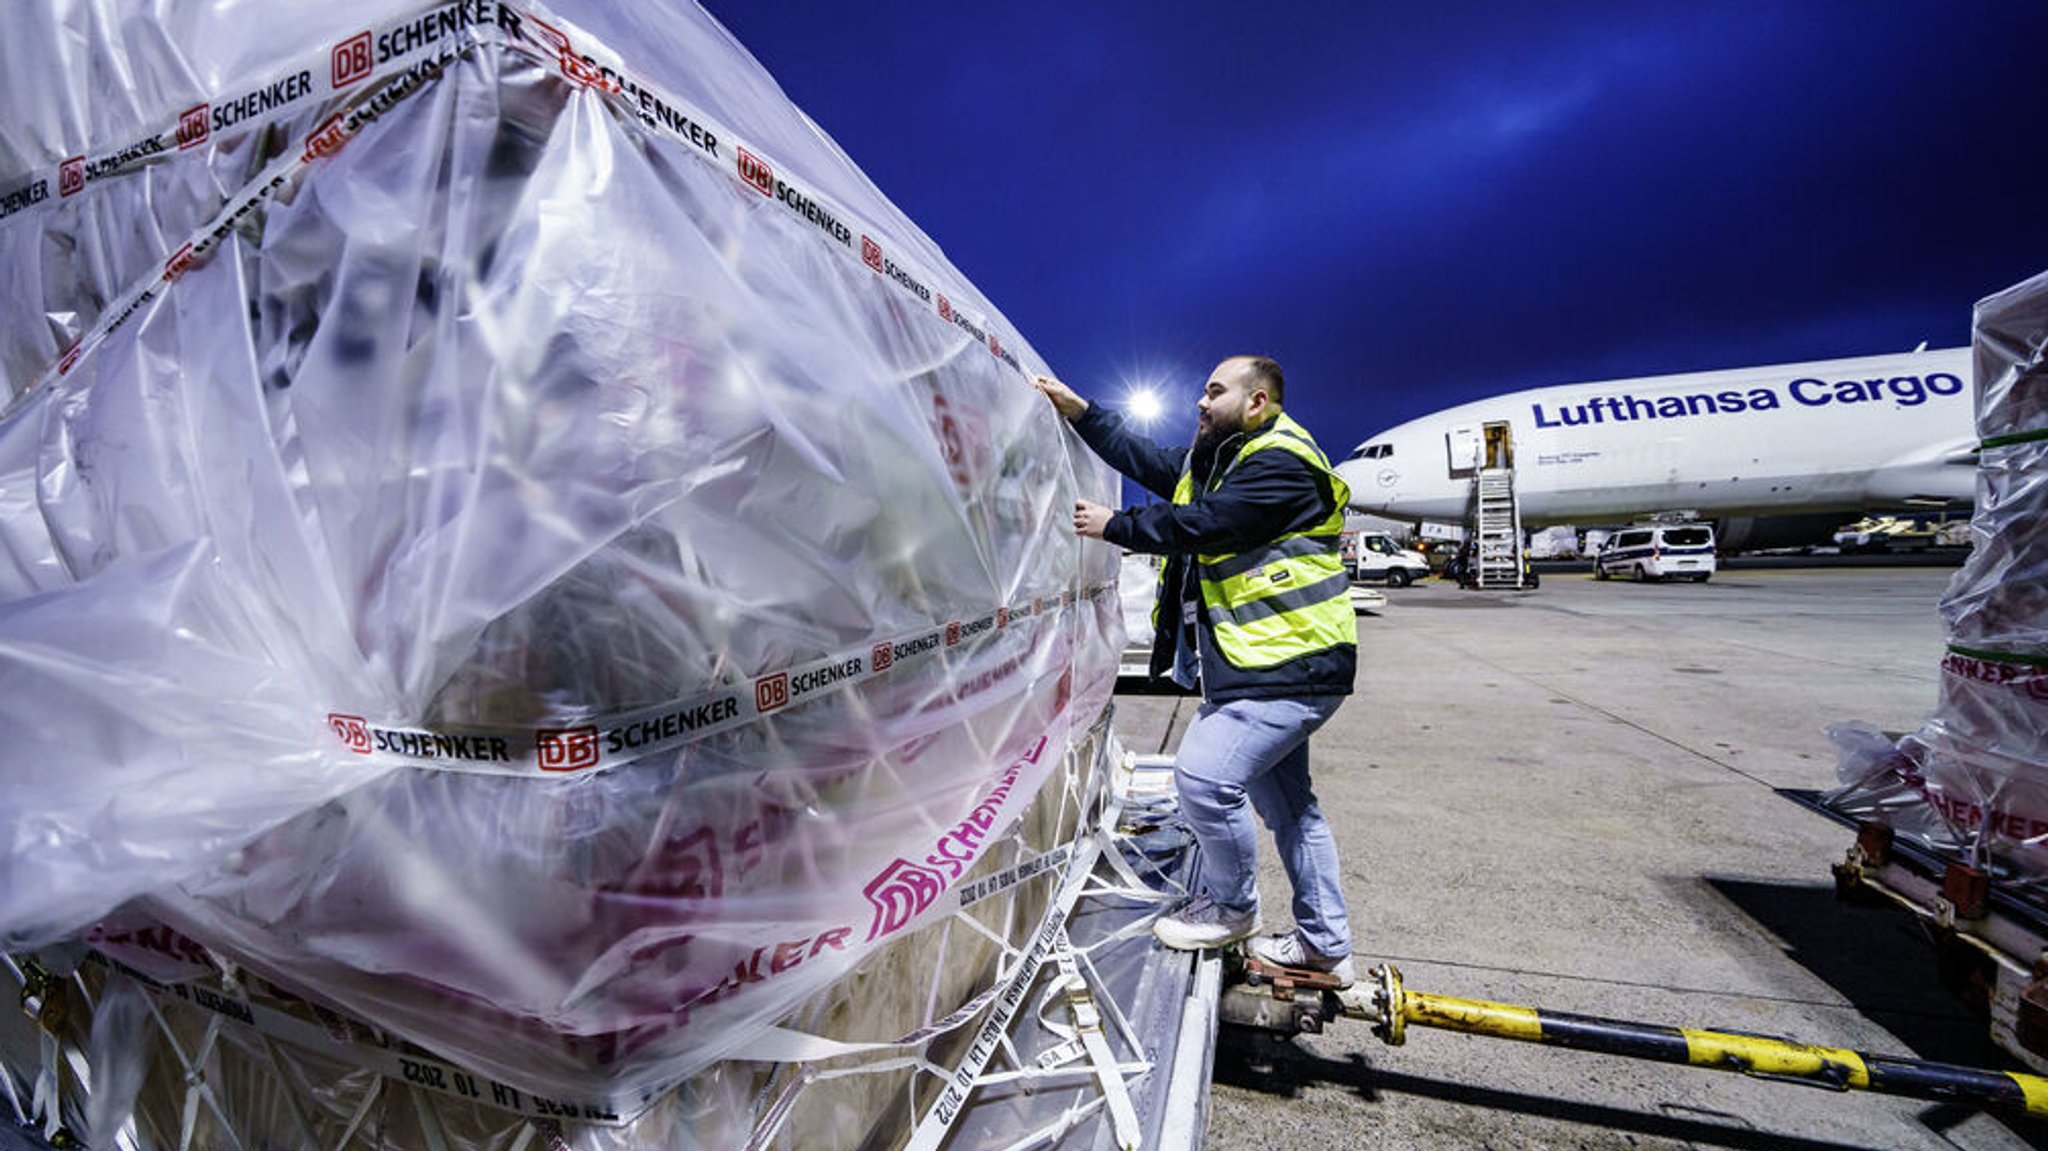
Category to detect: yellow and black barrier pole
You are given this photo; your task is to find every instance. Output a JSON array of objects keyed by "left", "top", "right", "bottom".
[
  {"left": 1372, "top": 964, "right": 2048, "bottom": 1117},
  {"left": 1223, "top": 958, "right": 2048, "bottom": 1118}
]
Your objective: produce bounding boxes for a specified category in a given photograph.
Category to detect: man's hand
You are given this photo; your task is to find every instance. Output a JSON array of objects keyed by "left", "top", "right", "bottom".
[
  {"left": 1073, "top": 500, "right": 1113, "bottom": 539},
  {"left": 1033, "top": 374, "right": 1090, "bottom": 421}
]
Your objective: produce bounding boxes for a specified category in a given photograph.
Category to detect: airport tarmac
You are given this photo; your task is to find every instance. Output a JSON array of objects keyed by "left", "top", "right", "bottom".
[{"left": 1109, "top": 559, "right": 2048, "bottom": 1151}]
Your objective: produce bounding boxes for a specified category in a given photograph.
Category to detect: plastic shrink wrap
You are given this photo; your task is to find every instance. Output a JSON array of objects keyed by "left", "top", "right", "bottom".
[
  {"left": 1825, "top": 267, "right": 2048, "bottom": 907},
  {"left": 0, "top": 1, "right": 1128, "bottom": 1147}
]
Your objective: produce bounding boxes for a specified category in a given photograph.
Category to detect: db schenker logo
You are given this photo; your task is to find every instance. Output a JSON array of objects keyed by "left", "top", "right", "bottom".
[
  {"left": 164, "top": 244, "right": 196, "bottom": 281},
  {"left": 328, "top": 713, "right": 371, "bottom": 754},
  {"left": 177, "top": 105, "right": 210, "bottom": 150},
  {"left": 332, "top": 32, "right": 372, "bottom": 88},
  {"left": 536, "top": 726, "right": 599, "bottom": 771},
  {"left": 738, "top": 148, "right": 773, "bottom": 196}
]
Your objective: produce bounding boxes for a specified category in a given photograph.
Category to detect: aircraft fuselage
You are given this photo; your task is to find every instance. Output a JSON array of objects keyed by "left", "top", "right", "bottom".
[{"left": 1339, "top": 348, "right": 1976, "bottom": 528}]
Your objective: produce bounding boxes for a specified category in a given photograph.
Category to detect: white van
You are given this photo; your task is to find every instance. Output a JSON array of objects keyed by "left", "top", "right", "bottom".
[
  {"left": 1351, "top": 531, "right": 1431, "bottom": 587},
  {"left": 1593, "top": 523, "right": 1717, "bottom": 583}
]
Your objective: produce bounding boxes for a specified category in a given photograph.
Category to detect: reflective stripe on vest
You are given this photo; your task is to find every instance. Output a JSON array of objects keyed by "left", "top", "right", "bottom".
[{"left": 1167, "top": 412, "right": 1355, "bottom": 670}]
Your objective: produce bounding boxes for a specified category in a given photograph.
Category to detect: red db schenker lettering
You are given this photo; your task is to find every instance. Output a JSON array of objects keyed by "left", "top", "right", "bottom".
[
  {"left": 328, "top": 713, "right": 371, "bottom": 754},
  {"left": 946, "top": 621, "right": 962, "bottom": 646},
  {"left": 178, "top": 105, "right": 210, "bottom": 149},
  {"left": 59, "top": 158, "right": 84, "bottom": 198},
  {"left": 872, "top": 642, "right": 894, "bottom": 672},
  {"left": 861, "top": 235, "right": 884, "bottom": 273},
  {"left": 937, "top": 295, "right": 953, "bottom": 322},
  {"left": 537, "top": 726, "right": 599, "bottom": 772},
  {"left": 756, "top": 672, "right": 790, "bottom": 713},
  {"left": 332, "top": 32, "right": 372, "bottom": 88},
  {"left": 737, "top": 148, "right": 773, "bottom": 196},
  {"left": 56, "top": 344, "right": 82, "bottom": 376},
  {"left": 164, "top": 244, "right": 195, "bottom": 282}
]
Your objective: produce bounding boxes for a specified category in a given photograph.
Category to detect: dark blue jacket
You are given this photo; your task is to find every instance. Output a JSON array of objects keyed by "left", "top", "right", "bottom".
[{"left": 1072, "top": 405, "right": 1356, "bottom": 701}]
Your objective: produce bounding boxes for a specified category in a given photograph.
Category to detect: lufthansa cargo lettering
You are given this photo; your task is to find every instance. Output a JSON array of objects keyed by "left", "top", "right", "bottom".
[
  {"left": 211, "top": 71, "right": 313, "bottom": 132},
  {"left": 792, "top": 658, "right": 864, "bottom": 697},
  {"left": 604, "top": 695, "right": 741, "bottom": 753},
  {"left": 377, "top": 0, "right": 512, "bottom": 62},
  {"left": 1532, "top": 371, "right": 1966, "bottom": 429},
  {"left": 1533, "top": 387, "right": 1778, "bottom": 428},
  {"left": 1787, "top": 372, "right": 1963, "bottom": 408}
]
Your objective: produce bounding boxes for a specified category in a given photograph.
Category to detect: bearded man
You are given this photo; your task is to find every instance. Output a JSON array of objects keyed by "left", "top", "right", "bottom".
[{"left": 1033, "top": 355, "right": 1359, "bottom": 985}]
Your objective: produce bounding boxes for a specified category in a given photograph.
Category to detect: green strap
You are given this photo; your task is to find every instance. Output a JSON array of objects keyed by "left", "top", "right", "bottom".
[
  {"left": 1947, "top": 644, "right": 2048, "bottom": 669},
  {"left": 1981, "top": 427, "right": 2048, "bottom": 450}
]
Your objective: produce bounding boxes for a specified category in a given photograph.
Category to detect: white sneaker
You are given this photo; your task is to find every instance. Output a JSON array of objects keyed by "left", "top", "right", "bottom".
[
  {"left": 1152, "top": 895, "right": 1260, "bottom": 951},
  {"left": 1248, "top": 930, "right": 1356, "bottom": 987}
]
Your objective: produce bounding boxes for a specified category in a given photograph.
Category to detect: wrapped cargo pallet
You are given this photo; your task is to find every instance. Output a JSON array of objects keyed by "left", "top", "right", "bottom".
[
  {"left": 0, "top": 2, "right": 1141, "bottom": 1148},
  {"left": 1826, "top": 267, "right": 2048, "bottom": 908}
]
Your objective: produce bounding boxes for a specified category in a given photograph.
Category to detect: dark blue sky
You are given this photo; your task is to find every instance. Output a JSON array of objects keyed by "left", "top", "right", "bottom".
[{"left": 707, "top": 3, "right": 2048, "bottom": 451}]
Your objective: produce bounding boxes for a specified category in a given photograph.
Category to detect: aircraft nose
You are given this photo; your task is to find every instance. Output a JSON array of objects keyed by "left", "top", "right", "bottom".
[{"left": 1344, "top": 466, "right": 1400, "bottom": 512}]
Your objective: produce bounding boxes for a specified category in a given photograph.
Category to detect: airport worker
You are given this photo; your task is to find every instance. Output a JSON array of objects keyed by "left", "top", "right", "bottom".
[{"left": 1033, "top": 355, "right": 1359, "bottom": 985}]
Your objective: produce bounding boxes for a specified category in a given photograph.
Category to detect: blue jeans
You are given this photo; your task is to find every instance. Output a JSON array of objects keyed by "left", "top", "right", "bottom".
[{"left": 1175, "top": 696, "right": 1350, "bottom": 957}]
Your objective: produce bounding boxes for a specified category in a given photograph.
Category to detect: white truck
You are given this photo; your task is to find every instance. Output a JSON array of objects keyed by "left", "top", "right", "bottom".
[{"left": 1349, "top": 531, "right": 1432, "bottom": 587}]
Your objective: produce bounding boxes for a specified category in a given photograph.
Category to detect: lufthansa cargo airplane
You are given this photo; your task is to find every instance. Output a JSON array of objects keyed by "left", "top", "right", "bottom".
[{"left": 1338, "top": 347, "right": 1976, "bottom": 551}]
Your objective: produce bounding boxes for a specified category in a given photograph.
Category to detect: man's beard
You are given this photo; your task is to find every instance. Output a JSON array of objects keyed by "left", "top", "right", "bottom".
[{"left": 1189, "top": 409, "right": 1243, "bottom": 478}]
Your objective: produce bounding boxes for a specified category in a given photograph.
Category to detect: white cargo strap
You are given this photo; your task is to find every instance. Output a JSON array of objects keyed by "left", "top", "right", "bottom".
[
  {"left": 95, "top": 953, "right": 656, "bottom": 1128},
  {"left": 30, "top": 1029, "right": 60, "bottom": 1146},
  {"left": 12, "top": 956, "right": 73, "bottom": 1146},
  {"left": 1044, "top": 942, "right": 1141, "bottom": 1150},
  {"left": 896, "top": 839, "right": 1101, "bottom": 1151}
]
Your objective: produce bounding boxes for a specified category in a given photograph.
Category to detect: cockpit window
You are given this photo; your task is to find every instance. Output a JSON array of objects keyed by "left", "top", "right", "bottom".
[{"left": 1347, "top": 443, "right": 1392, "bottom": 460}]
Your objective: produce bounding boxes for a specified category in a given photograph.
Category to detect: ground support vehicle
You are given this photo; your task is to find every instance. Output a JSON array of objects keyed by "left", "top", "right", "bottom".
[
  {"left": 1350, "top": 532, "right": 1431, "bottom": 588},
  {"left": 1833, "top": 515, "right": 1939, "bottom": 553},
  {"left": 1593, "top": 523, "right": 1717, "bottom": 582}
]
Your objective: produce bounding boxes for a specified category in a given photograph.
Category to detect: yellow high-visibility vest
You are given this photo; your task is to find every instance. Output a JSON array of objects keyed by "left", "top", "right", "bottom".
[{"left": 1168, "top": 412, "right": 1354, "bottom": 670}]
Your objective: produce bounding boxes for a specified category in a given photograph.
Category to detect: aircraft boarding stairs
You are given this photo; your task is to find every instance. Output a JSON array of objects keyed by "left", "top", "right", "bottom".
[{"left": 1469, "top": 421, "right": 1530, "bottom": 590}]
